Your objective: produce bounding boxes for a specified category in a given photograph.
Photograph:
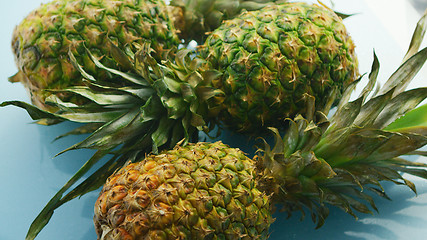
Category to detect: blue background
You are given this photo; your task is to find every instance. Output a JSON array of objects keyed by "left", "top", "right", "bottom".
[{"left": 1, "top": 0, "right": 427, "bottom": 239}]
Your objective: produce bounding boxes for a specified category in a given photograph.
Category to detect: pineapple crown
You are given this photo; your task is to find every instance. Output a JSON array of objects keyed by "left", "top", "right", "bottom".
[
  {"left": 3, "top": 41, "right": 225, "bottom": 153},
  {"left": 1, "top": 42, "right": 226, "bottom": 240}
]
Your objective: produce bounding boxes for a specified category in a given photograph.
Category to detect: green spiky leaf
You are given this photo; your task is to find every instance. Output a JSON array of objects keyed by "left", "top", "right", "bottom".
[
  {"left": 0, "top": 101, "right": 64, "bottom": 125},
  {"left": 403, "top": 8, "right": 427, "bottom": 62},
  {"left": 377, "top": 47, "right": 427, "bottom": 96}
]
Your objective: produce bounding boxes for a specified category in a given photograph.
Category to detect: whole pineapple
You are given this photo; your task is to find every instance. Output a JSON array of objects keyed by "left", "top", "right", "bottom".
[
  {"left": 94, "top": 141, "right": 273, "bottom": 239},
  {"left": 11, "top": 0, "right": 180, "bottom": 111},
  {"left": 200, "top": 2, "right": 359, "bottom": 133}
]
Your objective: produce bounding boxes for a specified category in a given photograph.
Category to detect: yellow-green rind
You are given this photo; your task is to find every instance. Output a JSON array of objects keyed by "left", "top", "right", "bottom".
[
  {"left": 200, "top": 2, "right": 359, "bottom": 133},
  {"left": 94, "top": 141, "right": 272, "bottom": 239},
  {"left": 170, "top": 0, "right": 284, "bottom": 43},
  {"left": 11, "top": 0, "right": 180, "bottom": 111}
]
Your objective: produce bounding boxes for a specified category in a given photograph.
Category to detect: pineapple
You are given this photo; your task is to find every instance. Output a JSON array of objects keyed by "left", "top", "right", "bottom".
[
  {"left": 11, "top": 0, "right": 180, "bottom": 111},
  {"left": 200, "top": 2, "right": 359, "bottom": 133},
  {"left": 10, "top": 0, "right": 278, "bottom": 112},
  {"left": 94, "top": 79, "right": 427, "bottom": 239},
  {"left": 11, "top": 0, "right": 179, "bottom": 111},
  {"left": 94, "top": 141, "right": 273, "bottom": 239}
]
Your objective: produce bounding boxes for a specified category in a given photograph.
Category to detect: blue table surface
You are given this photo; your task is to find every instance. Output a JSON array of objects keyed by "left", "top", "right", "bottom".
[{"left": 1, "top": 0, "right": 427, "bottom": 239}]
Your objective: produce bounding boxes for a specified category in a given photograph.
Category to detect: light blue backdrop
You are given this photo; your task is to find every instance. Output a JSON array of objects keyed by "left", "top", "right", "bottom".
[{"left": 1, "top": 1, "right": 427, "bottom": 239}]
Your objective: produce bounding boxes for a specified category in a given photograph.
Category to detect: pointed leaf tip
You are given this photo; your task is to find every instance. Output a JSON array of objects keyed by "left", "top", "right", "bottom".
[{"left": 403, "top": 8, "right": 427, "bottom": 62}]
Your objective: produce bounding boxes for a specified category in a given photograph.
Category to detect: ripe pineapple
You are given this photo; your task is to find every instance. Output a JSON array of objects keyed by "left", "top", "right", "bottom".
[
  {"left": 11, "top": 0, "right": 180, "bottom": 111},
  {"left": 94, "top": 79, "right": 427, "bottom": 239},
  {"left": 200, "top": 2, "right": 359, "bottom": 133},
  {"left": 94, "top": 141, "right": 273, "bottom": 239},
  {"left": 10, "top": 0, "right": 278, "bottom": 112}
]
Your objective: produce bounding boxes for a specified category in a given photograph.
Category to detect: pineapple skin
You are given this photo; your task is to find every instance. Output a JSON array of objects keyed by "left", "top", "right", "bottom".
[
  {"left": 201, "top": 2, "right": 359, "bottom": 133},
  {"left": 94, "top": 141, "right": 272, "bottom": 240},
  {"left": 11, "top": 0, "right": 180, "bottom": 111},
  {"left": 169, "top": 0, "right": 283, "bottom": 43}
]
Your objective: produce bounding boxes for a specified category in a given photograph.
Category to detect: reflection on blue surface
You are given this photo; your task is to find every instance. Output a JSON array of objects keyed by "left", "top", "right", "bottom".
[{"left": 272, "top": 184, "right": 427, "bottom": 240}]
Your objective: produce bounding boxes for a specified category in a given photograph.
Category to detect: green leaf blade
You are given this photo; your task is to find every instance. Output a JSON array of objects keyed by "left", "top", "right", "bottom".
[{"left": 385, "top": 103, "right": 427, "bottom": 131}]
